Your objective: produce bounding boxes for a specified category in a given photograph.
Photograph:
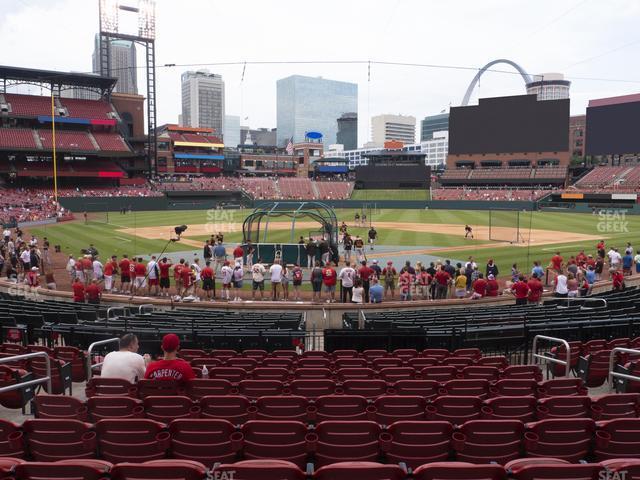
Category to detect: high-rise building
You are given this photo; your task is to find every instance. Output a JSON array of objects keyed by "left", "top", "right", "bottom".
[
  {"left": 240, "top": 127, "right": 277, "bottom": 147},
  {"left": 181, "top": 70, "right": 225, "bottom": 134},
  {"left": 336, "top": 112, "right": 358, "bottom": 150},
  {"left": 91, "top": 34, "right": 138, "bottom": 95},
  {"left": 371, "top": 114, "right": 416, "bottom": 145},
  {"left": 420, "top": 113, "right": 449, "bottom": 141},
  {"left": 277, "top": 75, "right": 357, "bottom": 146},
  {"left": 224, "top": 115, "right": 241, "bottom": 149},
  {"left": 526, "top": 73, "right": 570, "bottom": 101}
]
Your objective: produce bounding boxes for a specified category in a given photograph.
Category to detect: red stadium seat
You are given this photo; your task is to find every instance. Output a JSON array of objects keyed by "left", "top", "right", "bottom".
[
  {"left": 33, "top": 394, "right": 87, "bottom": 420},
  {"left": 208, "top": 367, "right": 249, "bottom": 384},
  {"left": 453, "top": 420, "right": 524, "bottom": 464},
  {"left": 413, "top": 462, "right": 507, "bottom": 480},
  {"left": 272, "top": 350, "right": 298, "bottom": 359},
  {"left": 13, "top": 459, "right": 113, "bottom": 480},
  {"left": 372, "top": 357, "right": 403, "bottom": 370},
  {"left": 378, "top": 367, "right": 416, "bottom": 383},
  {"left": 262, "top": 358, "right": 294, "bottom": 369},
  {"left": 95, "top": 418, "right": 168, "bottom": 463},
  {"left": 289, "top": 379, "right": 336, "bottom": 399},
  {"left": 0, "top": 420, "right": 25, "bottom": 458},
  {"left": 453, "top": 348, "right": 482, "bottom": 360},
  {"left": 252, "top": 367, "right": 290, "bottom": 382},
  {"left": 31, "top": 357, "right": 71, "bottom": 395},
  {"left": 200, "top": 395, "right": 251, "bottom": 424},
  {"left": 476, "top": 356, "right": 509, "bottom": 369},
  {"left": 85, "top": 377, "right": 137, "bottom": 397},
  {"left": 502, "top": 365, "right": 542, "bottom": 381},
  {"left": 313, "top": 395, "right": 368, "bottom": 422},
  {"left": 169, "top": 418, "right": 237, "bottom": 468},
  {"left": 508, "top": 462, "right": 603, "bottom": 480},
  {"left": 600, "top": 459, "right": 640, "bottom": 480},
  {"left": 461, "top": 366, "right": 500, "bottom": 382},
  {"left": 548, "top": 341, "right": 582, "bottom": 377},
  {"left": 237, "top": 380, "right": 284, "bottom": 399},
  {"left": 391, "top": 379, "right": 440, "bottom": 399},
  {"left": 386, "top": 421, "right": 453, "bottom": 468},
  {"left": 538, "top": 378, "right": 587, "bottom": 397},
  {"left": 578, "top": 350, "right": 613, "bottom": 388},
  {"left": 335, "top": 358, "right": 368, "bottom": 369},
  {"left": 143, "top": 396, "right": 199, "bottom": 423},
  {"left": 363, "top": 350, "right": 388, "bottom": 361},
  {"left": 293, "top": 368, "right": 333, "bottom": 379},
  {"left": 331, "top": 350, "right": 359, "bottom": 359},
  {"left": 136, "top": 379, "right": 181, "bottom": 398},
  {"left": 425, "top": 396, "right": 483, "bottom": 424},
  {"left": 582, "top": 340, "right": 607, "bottom": 355},
  {"left": 441, "top": 379, "right": 490, "bottom": 398},
  {"left": 523, "top": 418, "right": 595, "bottom": 462},
  {"left": 393, "top": 349, "right": 419, "bottom": 360},
  {"left": 441, "top": 357, "right": 474, "bottom": 370},
  {"left": 210, "top": 350, "right": 238, "bottom": 361},
  {"left": 421, "top": 366, "right": 458, "bottom": 382},
  {"left": 369, "top": 395, "right": 427, "bottom": 424},
  {"left": 490, "top": 379, "right": 538, "bottom": 397},
  {"left": 0, "top": 457, "right": 24, "bottom": 477},
  {"left": 591, "top": 393, "right": 640, "bottom": 420},
  {"left": 302, "top": 351, "right": 330, "bottom": 358},
  {"left": 298, "top": 358, "right": 332, "bottom": 369},
  {"left": 242, "top": 349, "right": 269, "bottom": 360},
  {"left": 341, "top": 380, "right": 387, "bottom": 399},
  {"left": 407, "top": 357, "right": 439, "bottom": 369},
  {"left": 482, "top": 396, "right": 537, "bottom": 422},
  {"left": 87, "top": 395, "right": 144, "bottom": 421},
  {"left": 190, "top": 357, "right": 224, "bottom": 370},
  {"left": 0, "top": 366, "right": 33, "bottom": 410},
  {"left": 314, "top": 462, "right": 407, "bottom": 480},
  {"left": 213, "top": 459, "right": 306, "bottom": 480},
  {"left": 184, "top": 378, "right": 233, "bottom": 400},
  {"left": 422, "top": 349, "right": 450, "bottom": 361},
  {"left": 254, "top": 395, "right": 310, "bottom": 422},
  {"left": 53, "top": 346, "right": 87, "bottom": 383},
  {"left": 178, "top": 349, "right": 206, "bottom": 362},
  {"left": 593, "top": 418, "right": 640, "bottom": 461},
  {"left": 22, "top": 419, "right": 96, "bottom": 462},
  {"left": 224, "top": 357, "right": 258, "bottom": 370},
  {"left": 240, "top": 420, "right": 310, "bottom": 468},
  {"left": 313, "top": 420, "right": 382, "bottom": 467},
  {"left": 109, "top": 459, "right": 208, "bottom": 480},
  {"left": 537, "top": 396, "right": 591, "bottom": 419},
  {"left": 337, "top": 368, "right": 376, "bottom": 381}
]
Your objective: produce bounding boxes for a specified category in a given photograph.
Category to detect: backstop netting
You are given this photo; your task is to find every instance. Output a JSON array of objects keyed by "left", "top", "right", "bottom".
[{"left": 489, "top": 210, "right": 524, "bottom": 243}]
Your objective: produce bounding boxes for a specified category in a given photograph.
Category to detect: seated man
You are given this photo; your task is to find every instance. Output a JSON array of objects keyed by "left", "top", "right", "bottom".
[
  {"left": 144, "top": 333, "right": 195, "bottom": 383},
  {"left": 101, "top": 333, "right": 149, "bottom": 383}
]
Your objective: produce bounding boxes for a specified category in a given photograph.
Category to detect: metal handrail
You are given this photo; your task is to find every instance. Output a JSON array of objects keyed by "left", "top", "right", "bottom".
[
  {"left": 86, "top": 337, "right": 120, "bottom": 380},
  {"left": 0, "top": 352, "right": 51, "bottom": 393},
  {"left": 556, "top": 297, "right": 607, "bottom": 309},
  {"left": 359, "top": 309, "right": 367, "bottom": 330},
  {"left": 532, "top": 334, "right": 571, "bottom": 377},
  {"left": 138, "top": 304, "right": 154, "bottom": 314},
  {"left": 608, "top": 347, "right": 640, "bottom": 385},
  {"left": 107, "top": 307, "right": 125, "bottom": 319}
]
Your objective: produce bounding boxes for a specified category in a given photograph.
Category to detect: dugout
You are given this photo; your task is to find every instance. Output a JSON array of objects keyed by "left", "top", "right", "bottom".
[
  {"left": 242, "top": 201, "right": 339, "bottom": 265},
  {"left": 355, "top": 151, "right": 431, "bottom": 189}
]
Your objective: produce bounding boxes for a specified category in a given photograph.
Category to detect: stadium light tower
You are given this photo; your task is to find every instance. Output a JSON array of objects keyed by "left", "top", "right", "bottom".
[{"left": 98, "top": 0, "right": 157, "bottom": 176}]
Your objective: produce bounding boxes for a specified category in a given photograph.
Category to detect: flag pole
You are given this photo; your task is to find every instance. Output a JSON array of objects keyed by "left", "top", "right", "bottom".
[{"left": 50, "top": 91, "right": 58, "bottom": 204}]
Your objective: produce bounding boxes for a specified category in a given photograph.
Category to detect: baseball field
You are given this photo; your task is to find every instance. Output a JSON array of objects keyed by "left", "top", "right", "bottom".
[{"left": 28, "top": 208, "right": 639, "bottom": 280}]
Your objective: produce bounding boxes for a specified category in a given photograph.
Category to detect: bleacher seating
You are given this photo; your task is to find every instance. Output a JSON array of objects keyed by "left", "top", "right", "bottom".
[
  {"left": 0, "top": 128, "right": 37, "bottom": 149},
  {"left": 432, "top": 188, "right": 550, "bottom": 201},
  {"left": 59, "top": 98, "right": 115, "bottom": 120},
  {"left": 91, "top": 132, "right": 130, "bottom": 152},
  {"left": 3, "top": 94, "right": 51, "bottom": 117},
  {"left": 37, "top": 130, "right": 95, "bottom": 151},
  {"left": 576, "top": 166, "right": 628, "bottom": 188},
  {"left": 279, "top": 178, "right": 315, "bottom": 199}
]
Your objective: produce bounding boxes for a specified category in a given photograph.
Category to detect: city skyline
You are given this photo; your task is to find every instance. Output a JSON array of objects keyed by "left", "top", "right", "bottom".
[{"left": 1, "top": 0, "right": 639, "bottom": 147}]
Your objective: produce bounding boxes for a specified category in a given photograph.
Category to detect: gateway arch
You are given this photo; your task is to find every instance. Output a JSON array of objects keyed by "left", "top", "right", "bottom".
[{"left": 461, "top": 59, "right": 532, "bottom": 106}]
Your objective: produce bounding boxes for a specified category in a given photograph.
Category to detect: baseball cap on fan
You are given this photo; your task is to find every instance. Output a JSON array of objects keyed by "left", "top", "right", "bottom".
[{"left": 161, "top": 333, "right": 180, "bottom": 353}]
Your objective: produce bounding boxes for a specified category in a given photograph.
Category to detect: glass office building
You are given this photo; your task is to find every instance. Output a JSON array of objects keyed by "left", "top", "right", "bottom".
[
  {"left": 420, "top": 113, "right": 449, "bottom": 141},
  {"left": 277, "top": 75, "right": 358, "bottom": 146}
]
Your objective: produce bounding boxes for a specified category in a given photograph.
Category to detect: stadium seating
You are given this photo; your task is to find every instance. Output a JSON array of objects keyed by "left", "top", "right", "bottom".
[
  {"left": 91, "top": 132, "right": 131, "bottom": 152},
  {"left": 4, "top": 94, "right": 51, "bottom": 117},
  {"left": 0, "top": 128, "right": 37, "bottom": 149},
  {"left": 60, "top": 98, "right": 115, "bottom": 120}
]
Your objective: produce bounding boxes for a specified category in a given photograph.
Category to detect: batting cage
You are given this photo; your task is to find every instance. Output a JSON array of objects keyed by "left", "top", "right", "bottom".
[
  {"left": 488, "top": 209, "right": 529, "bottom": 244},
  {"left": 242, "top": 201, "right": 339, "bottom": 265}
]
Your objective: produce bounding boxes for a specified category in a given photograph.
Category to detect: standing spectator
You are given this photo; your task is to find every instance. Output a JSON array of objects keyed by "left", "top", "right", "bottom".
[
  {"left": 609, "top": 247, "right": 622, "bottom": 270},
  {"left": 251, "top": 259, "right": 266, "bottom": 300},
  {"left": 550, "top": 252, "right": 564, "bottom": 273},
  {"left": 86, "top": 279, "right": 102, "bottom": 304},
  {"left": 434, "top": 266, "right": 451, "bottom": 299},
  {"left": 427, "top": 262, "right": 437, "bottom": 299},
  {"left": 66, "top": 255, "right": 76, "bottom": 282},
  {"left": 233, "top": 244, "right": 244, "bottom": 268},
  {"left": 338, "top": 261, "right": 356, "bottom": 303},
  {"left": 596, "top": 240, "right": 606, "bottom": 259},
  {"left": 201, "top": 261, "right": 215, "bottom": 301},
  {"left": 269, "top": 260, "right": 283, "bottom": 301},
  {"left": 635, "top": 250, "right": 640, "bottom": 275},
  {"left": 144, "top": 334, "right": 195, "bottom": 384},
  {"left": 203, "top": 240, "right": 212, "bottom": 263},
  {"left": 305, "top": 238, "right": 317, "bottom": 269},
  {"left": 119, "top": 255, "right": 131, "bottom": 293},
  {"left": 42, "top": 237, "right": 50, "bottom": 266},
  {"left": 417, "top": 266, "right": 431, "bottom": 300},
  {"left": 369, "top": 277, "right": 384, "bottom": 303},
  {"left": 382, "top": 261, "right": 397, "bottom": 300},
  {"left": 291, "top": 263, "right": 303, "bottom": 301},
  {"left": 485, "top": 259, "right": 499, "bottom": 279},
  {"left": 103, "top": 256, "right": 115, "bottom": 293},
  {"left": 354, "top": 236, "right": 365, "bottom": 264},
  {"left": 454, "top": 269, "right": 467, "bottom": 299},
  {"left": 133, "top": 258, "right": 146, "bottom": 293},
  {"left": 595, "top": 255, "right": 604, "bottom": 281},
  {"left": 342, "top": 234, "right": 352, "bottom": 265},
  {"left": 511, "top": 264, "right": 520, "bottom": 283},
  {"left": 511, "top": 275, "right": 530, "bottom": 305},
  {"left": 554, "top": 272, "right": 569, "bottom": 298},
  {"left": 72, "top": 276, "right": 85, "bottom": 303},
  {"left": 370, "top": 259, "right": 382, "bottom": 280},
  {"left": 486, "top": 274, "right": 500, "bottom": 297},
  {"left": 567, "top": 273, "right": 579, "bottom": 298},
  {"left": 220, "top": 261, "right": 233, "bottom": 301},
  {"left": 311, "top": 261, "right": 324, "bottom": 302},
  {"left": 82, "top": 255, "right": 93, "bottom": 285},
  {"left": 174, "top": 259, "right": 185, "bottom": 296},
  {"left": 399, "top": 267, "right": 413, "bottom": 301},
  {"left": 246, "top": 242, "right": 255, "bottom": 270},
  {"left": 322, "top": 262, "right": 337, "bottom": 303},
  {"left": 20, "top": 247, "right": 30, "bottom": 272},
  {"left": 159, "top": 257, "right": 172, "bottom": 297},
  {"left": 281, "top": 264, "right": 290, "bottom": 301},
  {"left": 147, "top": 256, "right": 159, "bottom": 296},
  {"left": 612, "top": 268, "right": 625, "bottom": 292},
  {"left": 181, "top": 262, "right": 194, "bottom": 297},
  {"left": 26, "top": 266, "right": 39, "bottom": 287},
  {"left": 527, "top": 273, "right": 543, "bottom": 304},
  {"left": 319, "top": 238, "right": 330, "bottom": 266},
  {"left": 101, "top": 334, "right": 148, "bottom": 383},
  {"left": 351, "top": 279, "right": 364, "bottom": 304},
  {"left": 471, "top": 273, "right": 487, "bottom": 299},
  {"left": 623, "top": 250, "right": 634, "bottom": 276},
  {"left": 531, "top": 261, "right": 544, "bottom": 280},
  {"left": 213, "top": 242, "right": 226, "bottom": 273},
  {"left": 358, "top": 260, "right": 374, "bottom": 303},
  {"left": 368, "top": 226, "right": 378, "bottom": 251}
]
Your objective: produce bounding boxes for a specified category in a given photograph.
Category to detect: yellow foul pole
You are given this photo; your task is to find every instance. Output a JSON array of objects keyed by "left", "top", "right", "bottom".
[{"left": 50, "top": 91, "right": 58, "bottom": 203}]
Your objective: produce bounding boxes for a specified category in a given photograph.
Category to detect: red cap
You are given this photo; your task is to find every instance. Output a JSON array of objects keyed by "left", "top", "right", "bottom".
[
  {"left": 161, "top": 333, "right": 180, "bottom": 353},
  {"left": 387, "top": 261, "right": 393, "bottom": 265}
]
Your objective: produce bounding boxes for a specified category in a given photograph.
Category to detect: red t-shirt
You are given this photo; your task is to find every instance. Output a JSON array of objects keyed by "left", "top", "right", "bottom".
[
  {"left": 551, "top": 255, "right": 563, "bottom": 270},
  {"left": 322, "top": 267, "right": 337, "bottom": 286},
  {"left": 358, "top": 266, "right": 374, "bottom": 281},
  {"left": 144, "top": 359, "right": 195, "bottom": 382},
  {"left": 201, "top": 267, "right": 214, "bottom": 279},
  {"left": 82, "top": 258, "right": 92, "bottom": 270},
  {"left": 181, "top": 267, "right": 193, "bottom": 287},
  {"left": 527, "top": 279, "right": 543, "bottom": 302},
  {"left": 233, "top": 246, "right": 244, "bottom": 258},
  {"left": 434, "top": 270, "right": 451, "bottom": 286},
  {"left": 72, "top": 282, "right": 85, "bottom": 301},
  {"left": 512, "top": 281, "right": 529, "bottom": 299},
  {"left": 119, "top": 259, "right": 130, "bottom": 277},
  {"left": 486, "top": 279, "right": 499, "bottom": 296},
  {"left": 104, "top": 262, "right": 114, "bottom": 276},
  {"left": 613, "top": 271, "right": 624, "bottom": 289},
  {"left": 472, "top": 279, "right": 487, "bottom": 296},
  {"left": 174, "top": 264, "right": 183, "bottom": 280},
  {"left": 134, "top": 262, "right": 146, "bottom": 276},
  {"left": 159, "top": 262, "right": 171, "bottom": 279},
  {"left": 86, "top": 283, "right": 101, "bottom": 300}
]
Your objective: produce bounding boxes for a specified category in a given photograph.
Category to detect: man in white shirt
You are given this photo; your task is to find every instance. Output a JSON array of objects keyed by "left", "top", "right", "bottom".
[
  {"left": 147, "top": 255, "right": 159, "bottom": 296},
  {"left": 338, "top": 261, "right": 356, "bottom": 303},
  {"left": 269, "top": 260, "right": 283, "bottom": 300},
  {"left": 92, "top": 257, "right": 104, "bottom": 281},
  {"left": 66, "top": 255, "right": 76, "bottom": 282},
  {"left": 100, "top": 334, "right": 149, "bottom": 384},
  {"left": 608, "top": 248, "right": 622, "bottom": 270},
  {"left": 220, "top": 261, "right": 233, "bottom": 301},
  {"left": 251, "top": 260, "right": 267, "bottom": 300},
  {"left": 2, "top": 228, "right": 10, "bottom": 242},
  {"left": 20, "top": 248, "right": 31, "bottom": 272}
]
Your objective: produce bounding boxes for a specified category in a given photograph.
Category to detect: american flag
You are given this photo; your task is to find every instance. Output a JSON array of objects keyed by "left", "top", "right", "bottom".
[{"left": 285, "top": 138, "right": 294, "bottom": 155}]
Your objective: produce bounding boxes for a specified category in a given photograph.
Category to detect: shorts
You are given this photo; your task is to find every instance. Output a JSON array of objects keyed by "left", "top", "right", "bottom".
[
  {"left": 202, "top": 278, "right": 214, "bottom": 291},
  {"left": 293, "top": 280, "right": 302, "bottom": 287},
  {"left": 134, "top": 277, "right": 146, "bottom": 289},
  {"left": 385, "top": 281, "right": 395, "bottom": 289},
  {"left": 148, "top": 278, "right": 159, "bottom": 286},
  {"left": 324, "top": 284, "right": 336, "bottom": 293},
  {"left": 455, "top": 288, "right": 466, "bottom": 298},
  {"left": 312, "top": 281, "right": 322, "bottom": 292},
  {"left": 120, "top": 274, "right": 130, "bottom": 284},
  {"left": 223, "top": 283, "right": 231, "bottom": 289},
  {"left": 233, "top": 280, "right": 243, "bottom": 289},
  {"left": 252, "top": 280, "right": 264, "bottom": 291},
  {"left": 104, "top": 275, "right": 113, "bottom": 290},
  {"left": 160, "top": 278, "right": 170, "bottom": 289},
  {"left": 76, "top": 271, "right": 84, "bottom": 282}
]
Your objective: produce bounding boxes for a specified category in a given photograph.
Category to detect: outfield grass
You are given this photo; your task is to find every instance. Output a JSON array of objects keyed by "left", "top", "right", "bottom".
[
  {"left": 28, "top": 209, "right": 640, "bottom": 275},
  {"left": 350, "top": 189, "right": 431, "bottom": 201}
]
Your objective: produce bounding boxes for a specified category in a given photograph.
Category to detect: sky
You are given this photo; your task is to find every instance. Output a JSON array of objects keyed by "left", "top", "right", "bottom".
[{"left": 1, "top": 0, "right": 639, "bottom": 147}]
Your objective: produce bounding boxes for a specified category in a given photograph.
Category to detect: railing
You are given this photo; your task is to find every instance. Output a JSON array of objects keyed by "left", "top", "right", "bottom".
[
  {"left": 609, "top": 347, "right": 640, "bottom": 386},
  {"left": 359, "top": 310, "right": 367, "bottom": 330},
  {"left": 532, "top": 334, "right": 571, "bottom": 377},
  {"left": 555, "top": 297, "right": 607, "bottom": 309},
  {"left": 107, "top": 307, "right": 126, "bottom": 319},
  {"left": 86, "top": 337, "right": 119, "bottom": 380},
  {"left": 0, "top": 352, "right": 51, "bottom": 393},
  {"left": 138, "top": 304, "right": 154, "bottom": 314}
]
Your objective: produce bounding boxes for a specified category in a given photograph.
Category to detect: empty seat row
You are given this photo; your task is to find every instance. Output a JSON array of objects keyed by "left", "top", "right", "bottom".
[
  {"left": 2, "top": 417, "right": 640, "bottom": 468},
  {"left": 33, "top": 392, "right": 640, "bottom": 425}
]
